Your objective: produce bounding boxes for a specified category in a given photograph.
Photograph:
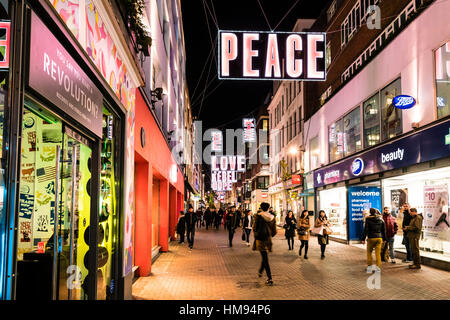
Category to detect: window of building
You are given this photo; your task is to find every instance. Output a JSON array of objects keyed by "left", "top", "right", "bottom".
[
  {"left": 329, "top": 118, "right": 344, "bottom": 162},
  {"left": 343, "top": 106, "right": 361, "bottom": 155},
  {"left": 363, "top": 93, "right": 380, "bottom": 147},
  {"left": 298, "top": 106, "right": 302, "bottom": 134},
  {"left": 262, "top": 119, "right": 268, "bottom": 131},
  {"left": 293, "top": 112, "right": 297, "bottom": 137},
  {"left": 257, "top": 176, "right": 269, "bottom": 189},
  {"left": 326, "top": 41, "right": 332, "bottom": 70},
  {"left": 289, "top": 116, "right": 292, "bottom": 141},
  {"left": 297, "top": 81, "right": 301, "bottom": 94},
  {"left": 381, "top": 78, "right": 402, "bottom": 141},
  {"left": 327, "top": 0, "right": 338, "bottom": 22},
  {"left": 435, "top": 40, "right": 450, "bottom": 119},
  {"left": 310, "top": 136, "right": 319, "bottom": 171}
]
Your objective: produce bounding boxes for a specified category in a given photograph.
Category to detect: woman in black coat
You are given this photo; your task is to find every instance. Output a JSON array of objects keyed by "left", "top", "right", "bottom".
[{"left": 284, "top": 211, "right": 297, "bottom": 250}]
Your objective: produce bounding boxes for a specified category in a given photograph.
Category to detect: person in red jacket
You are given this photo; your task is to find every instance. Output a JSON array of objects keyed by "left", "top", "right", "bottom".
[{"left": 382, "top": 206, "right": 399, "bottom": 263}]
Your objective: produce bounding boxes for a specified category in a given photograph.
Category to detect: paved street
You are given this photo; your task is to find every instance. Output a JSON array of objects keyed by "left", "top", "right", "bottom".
[{"left": 132, "top": 227, "right": 450, "bottom": 300}]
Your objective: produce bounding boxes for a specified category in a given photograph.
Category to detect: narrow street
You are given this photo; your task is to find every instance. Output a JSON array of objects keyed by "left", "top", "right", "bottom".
[{"left": 132, "top": 228, "right": 450, "bottom": 300}]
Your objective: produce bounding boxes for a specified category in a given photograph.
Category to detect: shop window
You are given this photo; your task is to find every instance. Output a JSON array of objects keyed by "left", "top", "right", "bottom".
[
  {"left": 293, "top": 112, "right": 297, "bottom": 137},
  {"left": 381, "top": 78, "right": 402, "bottom": 141},
  {"left": 257, "top": 176, "right": 269, "bottom": 189},
  {"left": 363, "top": 93, "right": 380, "bottom": 147},
  {"left": 310, "top": 136, "right": 319, "bottom": 170},
  {"left": 343, "top": 106, "right": 361, "bottom": 155},
  {"left": 325, "top": 41, "right": 331, "bottom": 70},
  {"left": 382, "top": 167, "right": 450, "bottom": 260},
  {"left": 329, "top": 118, "right": 344, "bottom": 162},
  {"left": 435, "top": 40, "right": 450, "bottom": 119},
  {"left": 318, "top": 187, "right": 347, "bottom": 240}
]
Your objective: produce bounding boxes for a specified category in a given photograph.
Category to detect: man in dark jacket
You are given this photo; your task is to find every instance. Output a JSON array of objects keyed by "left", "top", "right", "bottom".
[
  {"left": 185, "top": 205, "right": 196, "bottom": 250},
  {"left": 404, "top": 208, "right": 423, "bottom": 269},
  {"left": 226, "top": 206, "right": 241, "bottom": 247},
  {"left": 401, "top": 203, "right": 413, "bottom": 262},
  {"left": 361, "top": 208, "right": 386, "bottom": 272},
  {"left": 382, "top": 206, "right": 398, "bottom": 263},
  {"left": 204, "top": 207, "right": 211, "bottom": 230}
]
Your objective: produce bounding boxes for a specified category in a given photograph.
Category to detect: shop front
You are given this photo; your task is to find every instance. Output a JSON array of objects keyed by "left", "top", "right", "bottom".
[
  {"left": 314, "top": 118, "right": 450, "bottom": 266},
  {"left": 0, "top": 0, "right": 142, "bottom": 300}
]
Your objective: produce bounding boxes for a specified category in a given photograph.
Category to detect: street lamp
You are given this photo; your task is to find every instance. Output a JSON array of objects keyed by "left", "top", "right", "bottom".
[{"left": 289, "top": 146, "right": 299, "bottom": 155}]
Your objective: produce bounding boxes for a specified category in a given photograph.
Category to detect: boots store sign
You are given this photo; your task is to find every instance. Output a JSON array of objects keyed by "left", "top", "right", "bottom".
[
  {"left": 28, "top": 12, "right": 103, "bottom": 138},
  {"left": 219, "top": 30, "right": 326, "bottom": 81},
  {"left": 314, "top": 118, "right": 450, "bottom": 188}
]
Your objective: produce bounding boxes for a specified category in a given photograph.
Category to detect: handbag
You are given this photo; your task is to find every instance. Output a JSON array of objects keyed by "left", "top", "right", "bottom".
[
  {"left": 311, "top": 225, "right": 324, "bottom": 235},
  {"left": 323, "top": 225, "right": 333, "bottom": 236}
]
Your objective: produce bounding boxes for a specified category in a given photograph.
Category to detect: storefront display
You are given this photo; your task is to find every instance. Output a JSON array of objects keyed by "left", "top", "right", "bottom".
[
  {"left": 318, "top": 187, "right": 347, "bottom": 240},
  {"left": 382, "top": 167, "right": 450, "bottom": 258},
  {"left": 348, "top": 185, "right": 381, "bottom": 240}
]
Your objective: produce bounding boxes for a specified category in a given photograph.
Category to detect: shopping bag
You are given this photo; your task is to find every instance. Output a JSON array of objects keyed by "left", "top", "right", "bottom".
[
  {"left": 311, "top": 225, "right": 324, "bottom": 235},
  {"left": 323, "top": 226, "right": 333, "bottom": 235}
]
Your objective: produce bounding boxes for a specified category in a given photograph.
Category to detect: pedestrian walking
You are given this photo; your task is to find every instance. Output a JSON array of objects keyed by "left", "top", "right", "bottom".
[
  {"left": 283, "top": 211, "right": 297, "bottom": 250},
  {"left": 196, "top": 209, "right": 203, "bottom": 229},
  {"left": 297, "top": 210, "right": 310, "bottom": 259},
  {"left": 216, "top": 208, "right": 223, "bottom": 230},
  {"left": 222, "top": 209, "right": 227, "bottom": 230},
  {"left": 315, "top": 210, "right": 332, "bottom": 259},
  {"left": 243, "top": 210, "right": 253, "bottom": 246},
  {"left": 204, "top": 207, "right": 211, "bottom": 230},
  {"left": 400, "top": 203, "right": 413, "bottom": 263},
  {"left": 176, "top": 211, "right": 186, "bottom": 243},
  {"left": 382, "top": 206, "right": 398, "bottom": 263},
  {"left": 185, "top": 205, "right": 196, "bottom": 250},
  {"left": 226, "top": 206, "right": 241, "bottom": 247},
  {"left": 361, "top": 208, "right": 387, "bottom": 272},
  {"left": 252, "top": 202, "right": 277, "bottom": 285},
  {"left": 403, "top": 208, "right": 423, "bottom": 269}
]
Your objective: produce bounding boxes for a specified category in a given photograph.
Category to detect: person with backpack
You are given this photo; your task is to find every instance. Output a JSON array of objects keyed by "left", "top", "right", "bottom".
[
  {"left": 252, "top": 202, "right": 277, "bottom": 286},
  {"left": 176, "top": 211, "right": 186, "bottom": 243},
  {"left": 283, "top": 210, "right": 297, "bottom": 250},
  {"left": 361, "top": 208, "right": 387, "bottom": 272},
  {"left": 382, "top": 206, "right": 398, "bottom": 263},
  {"left": 297, "top": 210, "right": 311, "bottom": 259}
]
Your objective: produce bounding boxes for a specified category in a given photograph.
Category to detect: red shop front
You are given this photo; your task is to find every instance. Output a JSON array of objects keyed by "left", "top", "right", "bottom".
[{"left": 133, "top": 89, "right": 184, "bottom": 277}]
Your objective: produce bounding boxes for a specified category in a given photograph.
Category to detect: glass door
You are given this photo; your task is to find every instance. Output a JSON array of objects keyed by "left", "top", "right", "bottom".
[
  {"left": 16, "top": 98, "right": 93, "bottom": 300},
  {"left": 57, "top": 127, "right": 92, "bottom": 300}
]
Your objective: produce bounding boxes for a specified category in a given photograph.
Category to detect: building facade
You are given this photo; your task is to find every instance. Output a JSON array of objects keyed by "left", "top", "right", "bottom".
[
  {"left": 267, "top": 20, "right": 314, "bottom": 223},
  {"left": 303, "top": 0, "right": 450, "bottom": 268}
]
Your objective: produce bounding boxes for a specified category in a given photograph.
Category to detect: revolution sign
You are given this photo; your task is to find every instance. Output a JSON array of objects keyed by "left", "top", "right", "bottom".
[{"left": 219, "top": 30, "right": 326, "bottom": 81}]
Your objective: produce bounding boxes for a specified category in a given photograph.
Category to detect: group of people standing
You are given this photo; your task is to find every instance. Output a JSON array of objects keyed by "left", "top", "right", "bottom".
[
  {"left": 361, "top": 203, "right": 423, "bottom": 271},
  {"left": 283, "top": 209, "right": 330, "bottom": 260}
]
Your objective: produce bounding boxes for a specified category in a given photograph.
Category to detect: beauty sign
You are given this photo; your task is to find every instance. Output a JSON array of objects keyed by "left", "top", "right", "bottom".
[{"left": 219, "top": 30, "right": 326, "bottom": 81}]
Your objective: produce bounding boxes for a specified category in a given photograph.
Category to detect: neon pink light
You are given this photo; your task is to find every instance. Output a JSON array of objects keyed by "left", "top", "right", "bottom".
[
  {"left": 265, "top": 34, "right": 281, "bottom": 77},
  {"left": 307, "top": 34, "right": 325, "bottom": 79},
  {"left": 221, "top": 33, "right": 238, "bottom": 77},
  {"left": 286, "top": 34, "right": 302, "bottom": 78},
  {"left": 243, "top": 33, "right": 259, "bottom": 77}
]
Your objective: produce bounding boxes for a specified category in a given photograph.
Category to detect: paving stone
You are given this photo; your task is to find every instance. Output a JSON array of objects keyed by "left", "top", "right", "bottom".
[{"left": 132, "top": 227, "right": 450, "bottom": 300}]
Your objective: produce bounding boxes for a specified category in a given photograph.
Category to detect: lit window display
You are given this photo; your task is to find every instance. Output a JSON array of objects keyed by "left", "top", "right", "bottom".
[
  {"left": 381, "top": 78, "right": 402, "bottom": 141},
  {"left": 382, "top": 167, "right": 450, "bottom": 261},
  {"left": 363, "top": 93, "right": 380, "bottom": 147},
  {"left": 318, "top": 187, "right": 347, "bottom": 240}
]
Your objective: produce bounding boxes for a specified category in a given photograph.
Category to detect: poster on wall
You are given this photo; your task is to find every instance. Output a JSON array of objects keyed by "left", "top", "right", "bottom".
[
  {"left": 423, "top": 184, "right": 450, "bottom": 241},
  {"left": 348, "top": 186, "right": 382, "bottom": 241},
  {"left": 390, "top": 189, "right": 408, "bottom": 218}
]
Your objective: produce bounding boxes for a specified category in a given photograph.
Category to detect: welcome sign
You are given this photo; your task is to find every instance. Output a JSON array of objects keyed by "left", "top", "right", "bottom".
[
  {"left": 219, "top": 30, "right": 326, "bottom": 81},
  {"left": 28, "top": 12, "right": 103, "bottom": 138}
]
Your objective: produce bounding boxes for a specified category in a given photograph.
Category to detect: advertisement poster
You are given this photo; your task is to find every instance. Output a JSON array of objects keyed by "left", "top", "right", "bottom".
[
  {"left": 390, "top": 188, "right": 408, "bottom": 236},
  {"left": 348, "top": 186, "right": 382, "bottom": 241},
  {"left": 423, "top": 184, "right": 450, "bottom": 241}
]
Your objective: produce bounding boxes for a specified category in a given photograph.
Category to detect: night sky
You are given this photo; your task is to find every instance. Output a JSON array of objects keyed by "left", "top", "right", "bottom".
[{"left": 181, "top": 0, "right": 330, "bottom": 130}]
